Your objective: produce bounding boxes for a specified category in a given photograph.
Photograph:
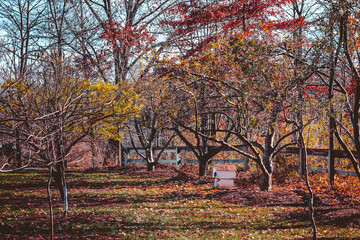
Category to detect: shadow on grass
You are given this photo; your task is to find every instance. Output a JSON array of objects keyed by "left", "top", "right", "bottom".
[
  {"left": 1, "top": 168, "right": 359, "bottom": 239},
  {"left": 0, "top": 212, "right": 122, "bottom": 239},
  {"left": 205, "top": 188, "right": 307, "bottom": 208},
  {"left": 117, "top": 217, "right": 310, "bottom": 234},
  {"left": 66, "top": 170, "right": 199, "bottom": 190},
  {"left": 274, "top": 206, "right": 360, "bottom": 229}
]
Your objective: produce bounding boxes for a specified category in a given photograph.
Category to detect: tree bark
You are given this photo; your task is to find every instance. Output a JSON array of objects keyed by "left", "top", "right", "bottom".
[
  {"left": 15, "top": 129, "right": 22, "bottom": 168},
  {"left": 260, "top": 171, "right": 272, "bottom": 191},
  {"left": 61, "top": 160, "right": 68, "bottom": 217},
  {"left": 90, "top": 136, "right": 97, "bottom": 169},
  {"left": 261, "top": 129, "right": 275, "bottom": 191},
  {"left": 147, "top": 161, "right": 156, "bottom": 171},
  {"left": 47, "top": 166, "right": 54, "bottom": 240},
  {"left": 299, "top": 130, "right": 317, "bottom": 239},
  {"left": 53, "top": 163, "right": 65, "bottom": 200},
  {"left": 198, "top": 159, "right": 208, "bottom": 176},
  {"left": 328, "top": 117, "right": 336, "bottom": 187},
  {"left": 146, "top": 148, "right": 156, "bottom": 171}
]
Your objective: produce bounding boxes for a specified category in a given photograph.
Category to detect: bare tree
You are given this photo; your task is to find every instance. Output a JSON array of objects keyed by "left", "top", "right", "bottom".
[
  {"left": 81, "top": 0, "right": 175, "bottom": 83},
  {"left": 128, "top": 86, "right": 176, "bottom": 171},
  {"left": 0, "top": 0, "right": 46, "bottom": 80},
  {"left": 0, "top": 52, "right": 139, "bottom": 238},
  {"left": 0, "top": 0, "right": 47, "bottom": 168},
  {"left": 324, "top": 0, "right": 360, "bottom": 181},
  {"left": 168, "top": 78, "right": 233, "bottom": 176}
]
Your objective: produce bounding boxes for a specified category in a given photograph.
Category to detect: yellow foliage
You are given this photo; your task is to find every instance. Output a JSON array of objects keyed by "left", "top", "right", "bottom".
[
  {"left": 89, "top": 80, "right": 141, "bottom": 141},
  {"left": 1, "top": 75, "right": 141, "bottom": 142}
]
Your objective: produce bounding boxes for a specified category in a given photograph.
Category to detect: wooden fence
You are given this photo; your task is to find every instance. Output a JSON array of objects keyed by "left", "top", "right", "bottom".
[{"left": 122, "top": 146, "right": 358, "bottom": 177}]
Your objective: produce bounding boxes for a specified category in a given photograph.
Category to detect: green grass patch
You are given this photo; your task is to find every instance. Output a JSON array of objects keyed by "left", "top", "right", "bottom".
[{"left": 0, "top": 170, "right": 359, "bottom": 239}]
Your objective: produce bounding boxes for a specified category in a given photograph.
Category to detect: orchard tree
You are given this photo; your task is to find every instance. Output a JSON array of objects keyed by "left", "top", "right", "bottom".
[
  {"left": 127, "top": 72, "right": 176, "bottom": 171},
  {"left": 167, "top": 35, "right": 317, "bottom": 190},
  {"left": 0, "top": 54, "right": 139, "bottom": 238},
  {"left": 162, "top": 0, "right": 307, "bottom": 179},
  {"left": 162, "top": 43, "right": 234, "bottom": 176},
  {"left": 279, "top": 0, "right": 324, "bottom": 176},
  {"left": 170, "top": 90, "right": 233, "bottom": 176},
  {"left": 209, "top": 36, "right": 312, "bottom": 191},
  {"left": 319, "top": 0, "right": 360, "bottom": 181}
]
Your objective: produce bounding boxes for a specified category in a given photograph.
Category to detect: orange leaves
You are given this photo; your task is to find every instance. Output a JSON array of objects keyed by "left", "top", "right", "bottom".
[{"left": 305, "top": 173, "right": 360, "bottom": 205}]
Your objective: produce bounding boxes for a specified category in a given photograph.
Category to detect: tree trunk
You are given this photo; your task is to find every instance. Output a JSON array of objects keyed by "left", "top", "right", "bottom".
[
  {"left": 61, "top": 160, "right": 68, "bottom": 217},
  {"left": 198, "top": 159, "right": 208, "bottom": 176},
  {"left": 146, "top": 148, "right": 156, "bottom": 171},
  {"left": 260, "top": 171, "right": 272, "bottom": 191},
  {"left": 298, "top": 130, "right": 317, "bottom": 239},
  {"left": 261, "top": 127, "right": 275, "bottom": 191},
  {"left": 328, "top": 116, "right": 336, "bottom": 188},
  {"left": 15, "top": 130, "right": 22, "bottom": 168},
  {"left": 53, "top": 163, "right": 65, "bottom": 200},
  {"left": 52, "top": 161, "right": 68, "bottom": 216},
  {"left": 90, "top": 137, "right": 97, "bottom": 169},
  {"left": 297, "top": 113, "right": 306, "bottom": 178},
  {"left": 242, "top": 145, "right": 249, "bottom": 171},
  {"left": 147, "top": 161, "right": 156, "bottom": 171},
  {"left": 260, "top": 154, "right": 273, "bottom": 191},
  {"left": 47, "top": 166, "right": 54, "bottom": 240}
]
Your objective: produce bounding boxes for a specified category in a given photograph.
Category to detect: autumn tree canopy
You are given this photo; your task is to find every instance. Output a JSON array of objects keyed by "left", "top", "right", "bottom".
[{"left": 0, "top": 0, "right": 359, "bottom": 188}]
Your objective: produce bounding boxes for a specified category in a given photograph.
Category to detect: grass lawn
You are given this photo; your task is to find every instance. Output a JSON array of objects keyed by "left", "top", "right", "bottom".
[{"left": 0, "top": 167, "right": 359, "bottom": 239}]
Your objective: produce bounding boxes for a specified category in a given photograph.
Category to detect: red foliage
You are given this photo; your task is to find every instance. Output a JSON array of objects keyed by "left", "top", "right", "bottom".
[
  {"left": 166, "top": 0, "right": 301, "bottom": 57},
  {"left": 303, "top": 84, "right": 329, "bottom": 98},
  {"left": 266, "top": 16, "right": 306, "bottom": 31},
  {"left": 345, "top": 75, "right": 358, "bottom": 96},
  {"left": 100, "top": 21, "right": 155, "bottom": 55},
  {"left": 74, "top": 50, "right": 112, "bottom": 80}
]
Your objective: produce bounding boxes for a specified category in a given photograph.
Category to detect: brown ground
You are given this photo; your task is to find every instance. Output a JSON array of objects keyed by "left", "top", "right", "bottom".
[{"left": 1, "top": 167, "right": 359, "bottom": 239}]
